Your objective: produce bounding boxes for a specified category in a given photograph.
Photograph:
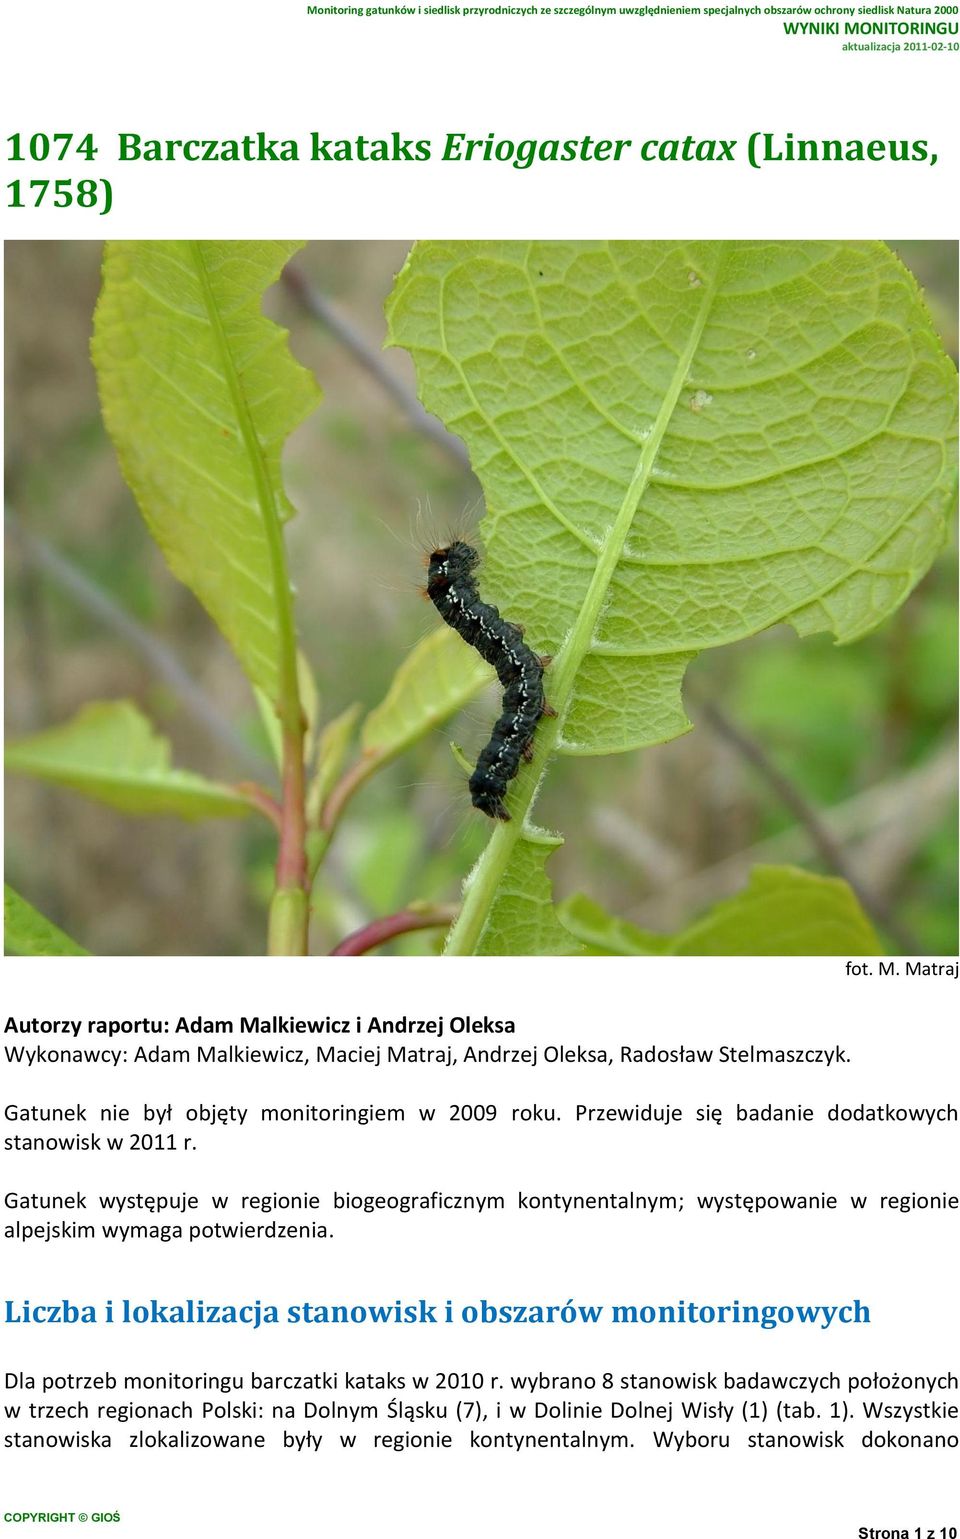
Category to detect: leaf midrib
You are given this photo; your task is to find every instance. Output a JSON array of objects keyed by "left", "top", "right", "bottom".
[
  {"left": 551, "top": 268, "right": 721, "bottom": 705},
  {"left": 7, "top": 758, "right": 246, "bottom": 803},
  {"left": 443, "top": 254, "right": 723, "bottom": 954},
  {"left": 188, "top": 242, "right": 300, "bottom": 726}
]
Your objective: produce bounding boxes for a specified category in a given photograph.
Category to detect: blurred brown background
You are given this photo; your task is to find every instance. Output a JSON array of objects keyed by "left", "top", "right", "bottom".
[{"left": 4, "top": 240, "right": 958, "bottom": 955}]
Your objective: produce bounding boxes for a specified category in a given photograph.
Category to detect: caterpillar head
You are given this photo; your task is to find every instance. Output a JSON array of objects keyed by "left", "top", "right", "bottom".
[{"left": 425, "top": 540, "right": 480, "bottom": 595}]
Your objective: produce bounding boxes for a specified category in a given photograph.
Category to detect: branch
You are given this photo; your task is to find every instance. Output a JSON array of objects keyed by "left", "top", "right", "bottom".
[
  {"left": 608, "top": 734, "right": 957, "bottom": 952},
  {"left": 331, "top": 905, "right": 459, "bottom": 957},
  {"left": 319, "top": 750, "right": 380, "bottom": 836},
  {"left": 234, "top": 781, "right": 283, "bottom": 833},
  {"left": 6, "top": 509, "right": 272, "bottom": 779},
  {"left": 282, "top": 264, "right": 473, "bottom": 472},
  {"left": 688, "top": 692, "right": 924, "bottom": 953}
]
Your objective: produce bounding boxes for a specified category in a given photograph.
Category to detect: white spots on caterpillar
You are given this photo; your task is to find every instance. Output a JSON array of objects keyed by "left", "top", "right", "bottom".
[
  {"left": 688, "top": 389, "right": 713, "bottom": 412},
  {"left": 426, "top": 539, "right": 548, "bottom": 821}
]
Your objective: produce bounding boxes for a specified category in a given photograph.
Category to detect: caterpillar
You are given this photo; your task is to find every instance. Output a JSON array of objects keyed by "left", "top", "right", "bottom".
[{"left": 426, "top": 540, "right": 554, "bottom": 821}]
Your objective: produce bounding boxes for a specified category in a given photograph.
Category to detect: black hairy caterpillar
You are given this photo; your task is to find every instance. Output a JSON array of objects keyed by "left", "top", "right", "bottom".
[{"left": 426, "top": 540, "right": 554, "bottom": 821}]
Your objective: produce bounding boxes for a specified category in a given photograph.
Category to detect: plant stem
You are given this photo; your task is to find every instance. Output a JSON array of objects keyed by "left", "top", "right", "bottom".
[
  {"left": 276, "top": 727, "right": 308, "bottom": 889},
  {"left": 235, "top": 782, "right": 283, "bottom": 833},
  {"left": 319, "top": 751, "right": 380, "bottom": 836},
  {"left": 331, "top": 905, "right": 458, "bottom": 956},
  {"left": 268, "top": 886, "right": 309, "bottom": 955},
  {"left": 269, "top": 724, "right": 309, "bottom": 954},
  {"left": 307, "top": 748, "right": 383, "bottom": 887}
]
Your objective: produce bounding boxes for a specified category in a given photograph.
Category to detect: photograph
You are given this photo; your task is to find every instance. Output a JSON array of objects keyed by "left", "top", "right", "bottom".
[{"left": 4, "top": 238, "right": 958, "bottom": 956}]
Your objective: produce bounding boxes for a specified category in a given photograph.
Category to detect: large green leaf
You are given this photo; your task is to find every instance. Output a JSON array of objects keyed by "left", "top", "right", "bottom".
[
  {"left": 92, "top": 241, "right": 320, "bottom": 704},
  {"left": 5, "top": 701, "right": 255, "bottom": 820},
  {"left": 4, "top": 886, "right": 89, "bottom": 956},
  {"left": 557, "top": 867, "right": 883, "bottom": 956},
  {"left": 387, "top": 241, "right": 957, "bottom": 953}
]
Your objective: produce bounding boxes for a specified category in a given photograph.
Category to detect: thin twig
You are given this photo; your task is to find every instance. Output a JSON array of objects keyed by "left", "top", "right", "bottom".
[
  {"left": 331, "top": 905, "right": 458, "bottom": 956},
  {"left": 235, "top": 782, "right": 283, "bottom": 833},
  {"left": 281, "top": 264, "right": 473, "bottom": 472},
  {"left": 6, "top": 509, "right": 273, "bottom": 779},
  {"left": 604, "top": 734, "right": 956, "bottom": 953},
  {"left": 688, "top": 692, "right": 924, "bottom": 954},
  {"left": 320, "top": 750, "right": 380, "bottom": 835}
]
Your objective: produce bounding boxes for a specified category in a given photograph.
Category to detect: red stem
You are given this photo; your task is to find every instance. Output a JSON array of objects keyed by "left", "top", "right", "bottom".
[
  {"left": 331, "top": 906, "right": 458, "bottom": 957},
  {"left": 320, "top": 749, "right": 380, "bottom": 834},
  {"left": 276, "top": 725, "right": 308, "bottom": 891}
]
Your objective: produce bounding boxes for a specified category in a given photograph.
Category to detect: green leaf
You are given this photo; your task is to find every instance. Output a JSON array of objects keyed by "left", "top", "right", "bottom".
[
  {"left": 4, "top": 886, "right": 89, "bottom": 956},
  {"left": 253, "top": 685, "right": 284, "bottom": 771},
  {"left": 361, "top": 626, "right": 492, "bottom": 762},
  {"left": 308, "top": 700, "right": 362, "bottom": 823},
  {"left": 5, "top": 701, "right": 255, "bottom": 820},
  {"left": 557, "top": 866, "right": 883, "bottom": 956},
  {"left": 92, "top": 241, "right": 321, "bottom": 707},
  {"left": 555, "top": 893, "right": 668, "bottom": 955},
  {"left": 387, "top": 241, "right": 957, "bottom": 953},
  {"left": 473, "top": 827, "right": 580, "bottom": 956},
  {"left": 298, "top": 650, "right": 322, "bottom": 766}
]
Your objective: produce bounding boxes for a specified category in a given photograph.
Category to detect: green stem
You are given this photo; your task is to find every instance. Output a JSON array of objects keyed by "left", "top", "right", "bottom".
[
  {"left": 268, "top": 887, "right": 309, "bottom": 956},
  {"left": 443, "top": 272, "right": 719, "bottom": 955},
  {"left": 234, "top": 781, "right": 283, "bottom": 832}
]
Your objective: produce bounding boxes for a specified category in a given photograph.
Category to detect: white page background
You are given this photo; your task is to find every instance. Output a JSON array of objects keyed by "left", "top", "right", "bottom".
[{"left": 1, "top": 960, "right": 957, "bottom": 1534}]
